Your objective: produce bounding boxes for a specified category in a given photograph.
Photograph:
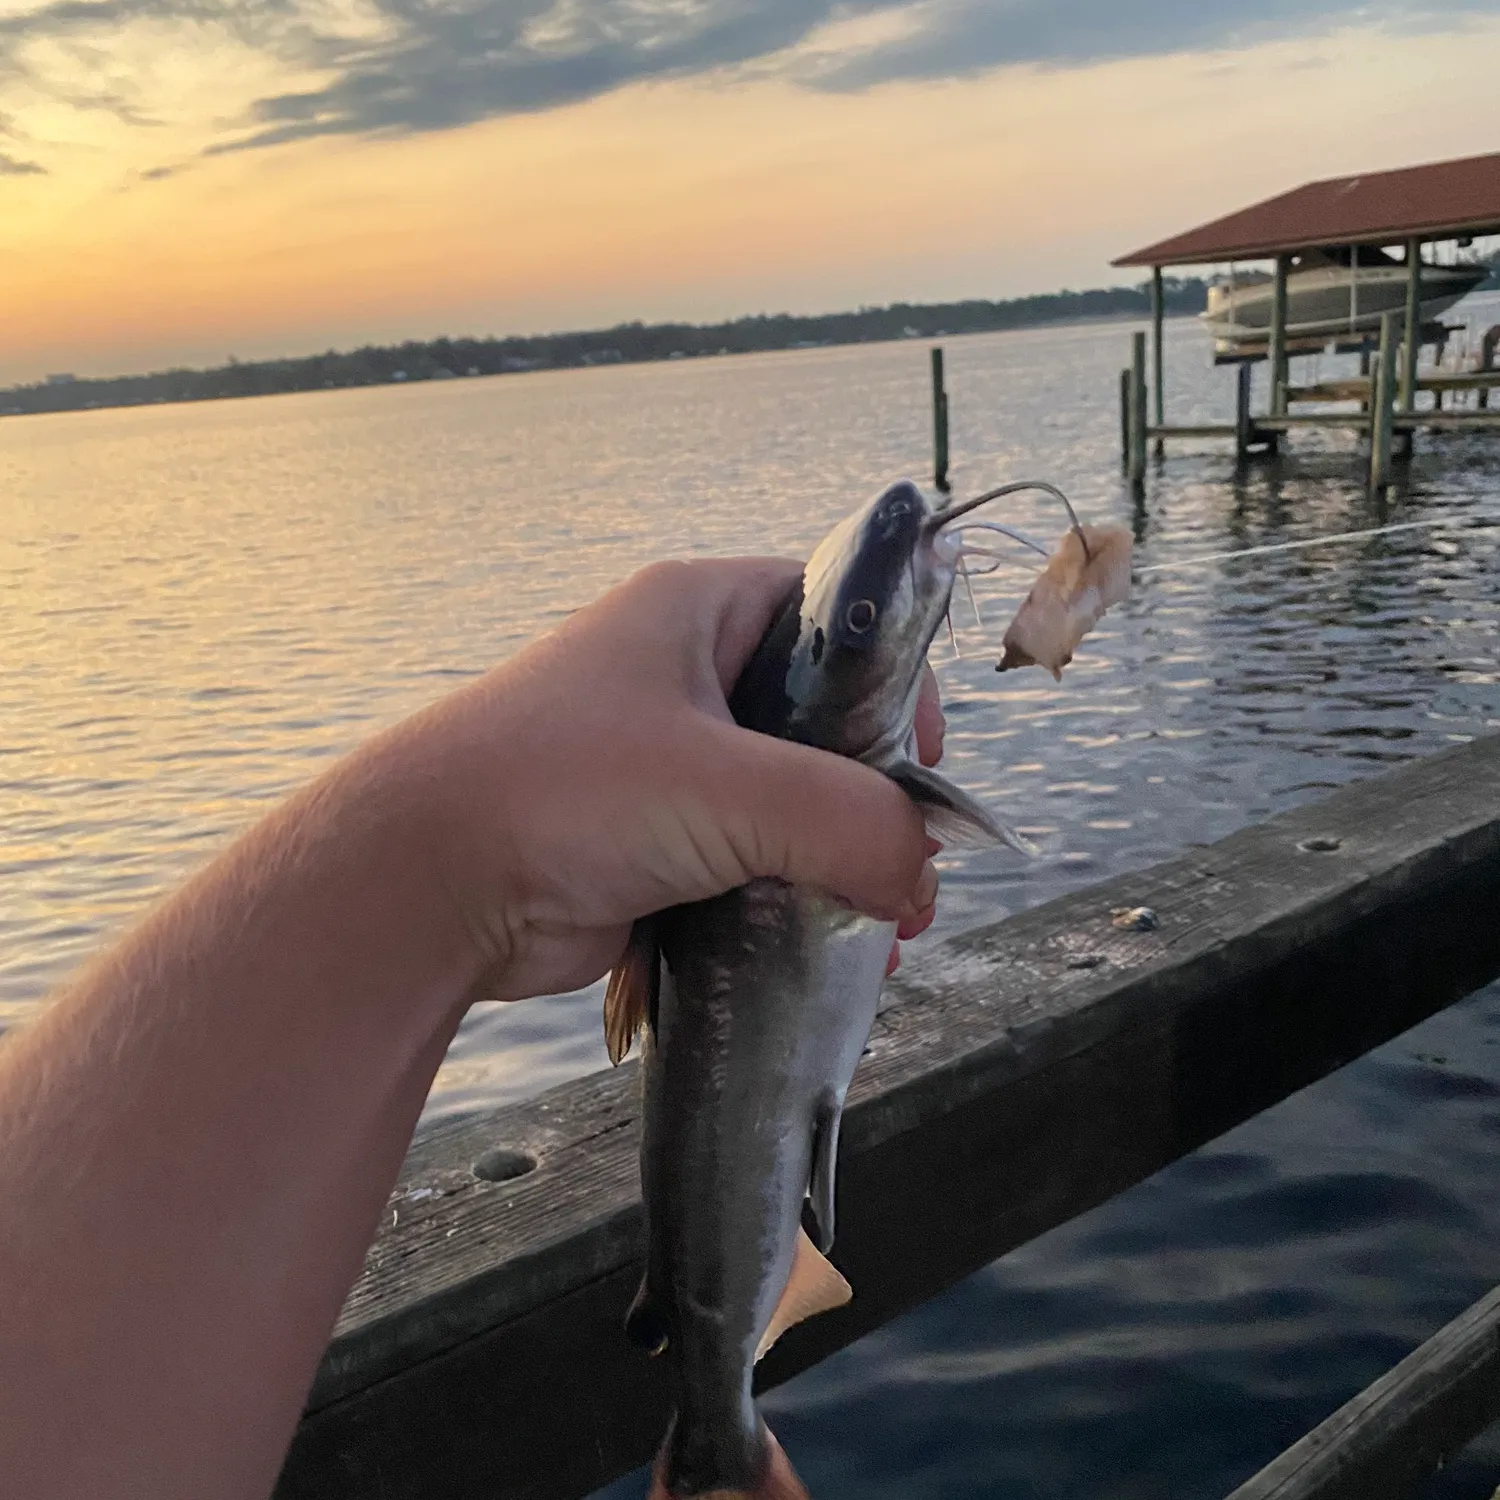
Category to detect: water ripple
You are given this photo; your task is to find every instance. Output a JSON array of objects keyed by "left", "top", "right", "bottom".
[{"left": 7, "top": 300, "right": 1500, "bottom": 1495}]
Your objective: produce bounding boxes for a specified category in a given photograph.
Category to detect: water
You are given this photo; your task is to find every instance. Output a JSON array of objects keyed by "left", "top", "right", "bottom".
[{"left": 5, "top": 299, "right": 1500, "bottom": 1496}]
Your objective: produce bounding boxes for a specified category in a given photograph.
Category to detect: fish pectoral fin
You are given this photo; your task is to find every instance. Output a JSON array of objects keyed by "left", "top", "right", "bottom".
[
  {"left": 807, "top": 1096, "right": 841, "bottom": 1253},
  {"left": 886, "top": 759, "right": 1037, "bottom": 856},
  {"left": 625, "top": 1277, "right": 670, "bottom": 1356},
  {"left": 603, "top": 917, "right": 659, "bottom": 1066},
  {"left": 754, "top": 1227, "right": 852, "bottom": 1364}
]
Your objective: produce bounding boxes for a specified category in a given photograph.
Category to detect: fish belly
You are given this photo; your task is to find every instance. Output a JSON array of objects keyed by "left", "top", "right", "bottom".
[{"left": 639, "top": 880, "right": 891, "bottom": 1494}]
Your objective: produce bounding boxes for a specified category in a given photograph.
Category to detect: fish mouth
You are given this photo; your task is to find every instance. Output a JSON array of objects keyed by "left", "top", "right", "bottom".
[{"left": 924, "top": 479, "right": 1091, "bottom": 563}]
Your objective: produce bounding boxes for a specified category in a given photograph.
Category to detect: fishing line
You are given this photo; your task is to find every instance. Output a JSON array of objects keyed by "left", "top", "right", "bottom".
[
  {"left": 940, "top": 509, "right": 1500, "bottom": 660},
  {"left": 1135, "top": 515, "right": 1500, "bottom": 574}
]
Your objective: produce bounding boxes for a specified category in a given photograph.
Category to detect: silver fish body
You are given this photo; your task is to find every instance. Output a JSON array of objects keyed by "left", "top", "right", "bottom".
[
  {"left": 637, "top": 886, "right": 889, "bottom": 1492},
  {"left": 614, "top": 479, "right": 1015, "bottom": 1499}
]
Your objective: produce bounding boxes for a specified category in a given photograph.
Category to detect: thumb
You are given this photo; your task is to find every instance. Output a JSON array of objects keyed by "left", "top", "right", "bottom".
[{"left": 706, "top": 723, "right": 932, "bottom": 920}]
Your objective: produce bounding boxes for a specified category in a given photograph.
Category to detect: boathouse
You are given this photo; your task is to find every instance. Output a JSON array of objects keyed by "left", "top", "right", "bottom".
[{"left": 1111, "top": 150, "right": 1500, "bottom": 486}]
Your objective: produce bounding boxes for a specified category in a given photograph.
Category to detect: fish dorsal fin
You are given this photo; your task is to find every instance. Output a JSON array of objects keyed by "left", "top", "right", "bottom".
[
  {"left": 886, "top": 759, "right": 1037, "bottom": 856},
  {"left": 603, "top": 918, "right": 659, "bottom": 1066},
  {"left": 754, "top": 1227, "right": 852, "bottom": 1363}
]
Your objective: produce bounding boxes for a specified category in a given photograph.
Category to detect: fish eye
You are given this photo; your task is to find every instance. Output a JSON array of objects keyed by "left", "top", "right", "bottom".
[{"left": 847, "top": 599, "right": 877, "bottom": 633}]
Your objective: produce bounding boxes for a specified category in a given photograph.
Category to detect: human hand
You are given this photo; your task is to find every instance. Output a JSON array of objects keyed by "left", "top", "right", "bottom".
[
  {"left": 0, "top": 557, "right": 946, "bottom": 1500},
  {"left": 367, "top": 558, "right": 944, "bottom": 1005}
]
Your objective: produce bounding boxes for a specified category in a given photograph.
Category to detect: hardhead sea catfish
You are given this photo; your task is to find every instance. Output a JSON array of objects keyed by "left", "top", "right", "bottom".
[{"left": 604, "top": 479, "right": 1126, "bottom": 1499}]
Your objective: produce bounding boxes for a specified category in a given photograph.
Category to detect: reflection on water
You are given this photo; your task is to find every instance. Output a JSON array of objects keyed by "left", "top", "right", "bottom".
[{"left": 5, "top": 298, "right": 1500, "bottom": 1497}]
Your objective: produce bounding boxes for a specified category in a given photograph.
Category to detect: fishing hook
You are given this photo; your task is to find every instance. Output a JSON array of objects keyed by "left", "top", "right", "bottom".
[{"left": 928, "top": 478, "right": 1091, "bottom": 562}]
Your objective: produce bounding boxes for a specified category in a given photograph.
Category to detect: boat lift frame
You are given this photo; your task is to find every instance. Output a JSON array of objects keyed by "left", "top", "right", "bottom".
[{"left": 1113, "top": 151, "right": 1500, "bottom": 489}]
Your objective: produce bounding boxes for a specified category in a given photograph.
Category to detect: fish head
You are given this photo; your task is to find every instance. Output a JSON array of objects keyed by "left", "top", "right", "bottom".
[{"left": 777, "top": 479, "right": 963, "bottom": 759}]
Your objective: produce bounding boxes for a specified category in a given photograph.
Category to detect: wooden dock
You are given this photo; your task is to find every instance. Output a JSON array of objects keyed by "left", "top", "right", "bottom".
[
  {"left": 1226, "top": 1279, "right": 1500, "bottom": 1500},
  {"left": 278, "top": 735, "right": 1500, "bottom": 1500}
]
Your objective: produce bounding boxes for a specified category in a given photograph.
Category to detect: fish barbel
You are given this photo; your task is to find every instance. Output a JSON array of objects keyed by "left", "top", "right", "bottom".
[{"left": 604, "top": 479, "right": 1114, "bottom": 1499}]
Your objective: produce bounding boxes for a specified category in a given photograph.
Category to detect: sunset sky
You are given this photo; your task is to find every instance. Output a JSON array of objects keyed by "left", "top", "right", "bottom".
[{"left": 3, "top": 0, "right": 1500, "bottom": 382}]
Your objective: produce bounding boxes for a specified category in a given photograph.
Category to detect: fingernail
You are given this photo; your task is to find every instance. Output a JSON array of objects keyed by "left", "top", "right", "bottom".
[
  {"left": 914, "top": 858, "right": 938, "bottom": 911},
  {"left": 897, "top": 903, "right": 935, "bottom": 941}
]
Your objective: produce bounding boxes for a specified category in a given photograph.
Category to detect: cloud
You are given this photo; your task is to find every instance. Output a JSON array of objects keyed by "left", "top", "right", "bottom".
[
  {"left": 4, "top": 0, "right": 1500, "bottom": 161},
  {"left": 0, "top": 148, "right": 43, "bottom": 173},
  {"left": 784, "top": 0, "right": 1500, "bottom": 91},
  {"left": 210, "top": 0, "right": 899, "bottom": 152},
  {"left": 218, "top": 0, "right": 1500, "bottom": 149}
]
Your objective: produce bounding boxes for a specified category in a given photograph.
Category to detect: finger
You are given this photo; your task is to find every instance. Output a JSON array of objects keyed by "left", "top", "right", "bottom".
[
  {"left": 914, "top": 664, "right": 945, "bottom": 767},
  {"left": 709, "top": 725, "right": 929, "bottom": 920},
  {"left": 590, "top": 558, "right": 803, "bottom": 704},
  {"left": 896, "top": 898, "right": 936, "bottom": 942},
  {"left": 896, "top": 860, "right": 938, "bottom": 934},
  {"left": 699, "top": 558, "right": 804, "bottom": 693}
]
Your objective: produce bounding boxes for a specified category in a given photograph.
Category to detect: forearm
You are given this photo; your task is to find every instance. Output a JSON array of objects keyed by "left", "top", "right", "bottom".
[
  {"left": 0, "top": 556, "right": 937, "bottom": 1500},
  {"left": 0, "top": 736, "right": 483, "bottom": 1500}
]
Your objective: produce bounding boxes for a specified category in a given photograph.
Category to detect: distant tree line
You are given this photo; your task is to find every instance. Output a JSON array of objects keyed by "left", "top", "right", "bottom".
[{"left": 1, "top": 279, "right": 1211, "bottom": 418}]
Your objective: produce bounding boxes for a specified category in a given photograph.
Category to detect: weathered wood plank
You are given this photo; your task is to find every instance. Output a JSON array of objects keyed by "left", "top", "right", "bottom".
[
  {"left": 1224, "top": 1282, "right": 1500, "bottom": 1500},
  {"left": 1235, "top": 363, "right": 1254, "bottom": 458},
  {"left": 1269, "top": 253, "right": 1290, "bottom": 414},
  {"left": 1370, "top": 312, "right": 1398, "bottom": 490},
  {"left": 1401, "top": 238, "right": 1422, "bottom": 413},
  {"left": 1152, "top": 266, "right": 1166, "bottom": 452},
  {"left": 930, "top": 345, "right": 949, "bottom": 494},
  {"left": 278, "top": 736, "right": 1500, "bottom": 1500},
  {"left": 1128, "top": 331, "right": 1147, "bottom": 484},
  {"left": 1149, "top": 423, "right": 1239, "bottom": 439},
  {"left": 1289, "top": 371, "right": 1500, "bottom": 403},
  {"left": 1397, "top": 411, "right": 1500, "bottom": 431},
  {"left": 1255, "top": 412, "right": 1500, "bottom": 431}
]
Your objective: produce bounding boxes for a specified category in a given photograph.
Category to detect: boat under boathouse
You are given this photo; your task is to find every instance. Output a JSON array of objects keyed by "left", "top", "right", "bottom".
[{"left": 1111, "top": 149, "right": 1500, "bottom": 488}]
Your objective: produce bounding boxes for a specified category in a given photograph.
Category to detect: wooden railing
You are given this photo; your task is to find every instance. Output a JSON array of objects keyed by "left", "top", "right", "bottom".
[{"left": 276, "top": 735, "right": 1500, "bottom": 1500}]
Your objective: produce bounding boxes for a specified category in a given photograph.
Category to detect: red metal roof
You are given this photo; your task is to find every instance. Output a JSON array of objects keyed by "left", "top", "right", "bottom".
[{"left": 1114, "top": 151, "right": 1500, "bottom": 267}]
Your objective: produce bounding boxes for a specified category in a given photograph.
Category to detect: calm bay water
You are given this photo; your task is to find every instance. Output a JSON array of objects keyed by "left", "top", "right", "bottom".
[{"left": 6, "top": 301, "right": 1500, "bottom": 1496}]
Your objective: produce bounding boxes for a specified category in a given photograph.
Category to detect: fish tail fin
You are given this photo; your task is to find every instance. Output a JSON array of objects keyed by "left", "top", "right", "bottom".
[{"left": 646, "top": 1428, "right": 810, "bottom": 1500}]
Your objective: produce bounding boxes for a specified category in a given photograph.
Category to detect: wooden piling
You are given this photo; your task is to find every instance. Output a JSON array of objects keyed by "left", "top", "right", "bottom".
[
  {"left": 1401, "top": 238, "right": 1421, "bottom": 412},
  {"left": 1119, "top": 368, "right": 1131, "bottom": 467},
  {"left": 1151, "top": 267, "right": 1165, "bottom": 454},
  {"left": 930, "top": 346, "right": 950, "bottom": 493},
  {"left": 1128, "top": 331, "right": 1147, "bottom": 485},
  {"left": 1234, "top": 362, "right": 1253, "bottom": 459},
  {"left": 1369, "top": 312, "right": 1398, "bottom": 491},
  {"left": 1269, "top": 254, "right": 1290, "bottom": 416}
]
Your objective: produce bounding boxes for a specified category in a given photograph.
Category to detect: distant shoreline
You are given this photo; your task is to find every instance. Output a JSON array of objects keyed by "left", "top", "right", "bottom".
[{"left": 2, "top": 280, "right": 1212, "bottom": 420}]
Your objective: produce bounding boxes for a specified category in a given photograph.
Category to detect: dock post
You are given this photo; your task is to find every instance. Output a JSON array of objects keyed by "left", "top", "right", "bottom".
[
  {"left": 1119, "top": 369, "right": 1131, "bottom": 467},
  {"left": 1401, "top": 238, "right": 1421, "bottom": 412},
  {"left": 930, "top": 346, "right": 950, "bottom": 493},
  {"left": 1269, "top": 254, "right": 1290, "bottom": 416},
  {"left": 1128, "top": 332, "right": 1147, "bottom": 486},
  {"left": 1369, "top": 312, "right": 1398, "bottom": 491},
  {"left": 1151, "top": 267, "right": 1165, "bottom": 455},
  {"left": 1480, "top": 325, "right": 1498, "bottom": 411},
  {"left": 1234, "top": 362, "right": 1252, "bottom": 460}
]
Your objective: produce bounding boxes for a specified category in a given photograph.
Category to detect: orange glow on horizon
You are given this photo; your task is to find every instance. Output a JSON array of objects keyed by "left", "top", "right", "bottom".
[{"left": 3, "top": 20, "right": 1499, "bottom": 381}]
